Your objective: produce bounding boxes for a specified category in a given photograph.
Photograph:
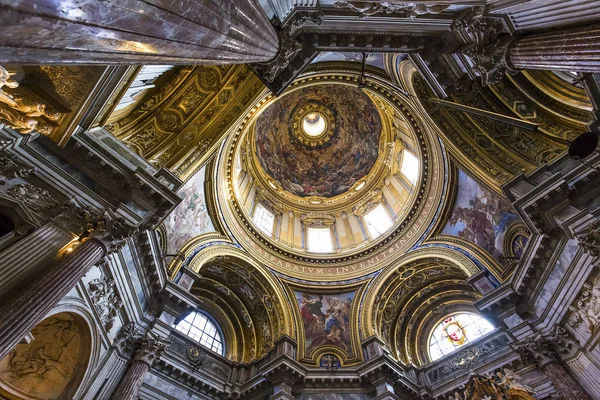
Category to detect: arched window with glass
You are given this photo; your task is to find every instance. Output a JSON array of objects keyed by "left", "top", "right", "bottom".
[
  {"left": 174, "top": 311, "right": 225, "bottom": 355},
  {"left": 428, "top": 313, "right": 494, "bottom": 361}
]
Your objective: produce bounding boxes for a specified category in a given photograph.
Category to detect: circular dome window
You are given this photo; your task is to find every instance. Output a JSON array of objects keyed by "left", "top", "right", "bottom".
[{"left": 302, "top": 112, "right": 327, "bottom": 137}]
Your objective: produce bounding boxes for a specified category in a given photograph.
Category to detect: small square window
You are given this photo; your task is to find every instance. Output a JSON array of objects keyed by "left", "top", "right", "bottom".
[
  {"left": 307, "top": 227, "right": 333, "bottom": 253},
  {"left": 253, "top": 203, "right": 275, "bottom": 236},
  {"left": 401, "top": 149, "right": 419, "bottom": 185}
]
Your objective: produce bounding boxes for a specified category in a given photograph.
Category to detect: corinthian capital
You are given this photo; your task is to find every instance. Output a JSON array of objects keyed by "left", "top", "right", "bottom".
[
  {"left": 133, "top": 337, "right": 169, "bottom": 366},
  {"left": 255, "top": 29, "right": 302, "bottom": 83},
  {"left": 54, "top": 199, "right": 138, "bottom": 253},
  {"left": 511, "top": 333, "right": 558, "bottom": 368},
  {"left": 546, "top": 324, "right": 580, "bottom": 358},
  {"left": 453, "top": 7, "right": 515, "bottom": 86}
]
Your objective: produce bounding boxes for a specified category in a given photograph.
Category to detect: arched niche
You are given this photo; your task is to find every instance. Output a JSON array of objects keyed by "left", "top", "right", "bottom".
[
  {"left": 182, "top": 248, "right": 293, "bottom": 363},
  {"left": 0, "top": 312, "right": 91, "bottom": 400}
]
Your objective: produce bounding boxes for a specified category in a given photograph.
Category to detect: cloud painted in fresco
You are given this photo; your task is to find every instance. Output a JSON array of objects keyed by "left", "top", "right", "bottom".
[
  {"left": 442, "top": 170, "right": 520, "bottom": 260},
  {"left": 164, "top": 166, "right": 215, "bottom": 253}
]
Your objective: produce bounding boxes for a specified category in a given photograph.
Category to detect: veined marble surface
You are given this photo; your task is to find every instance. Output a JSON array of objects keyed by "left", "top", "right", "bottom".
[{"left": 0, "top": 0, "right": 278, "bottom": 64}]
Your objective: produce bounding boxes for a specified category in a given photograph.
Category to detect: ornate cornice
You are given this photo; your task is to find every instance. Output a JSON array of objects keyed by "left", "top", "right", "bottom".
[{"left": 105, "top": 65, "right": 264, "bottom": 179}]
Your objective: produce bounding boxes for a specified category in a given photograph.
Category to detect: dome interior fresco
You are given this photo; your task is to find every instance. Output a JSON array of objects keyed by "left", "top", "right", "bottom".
[{"left": 254, "top": 84, "right": 382, "bottom": 198}]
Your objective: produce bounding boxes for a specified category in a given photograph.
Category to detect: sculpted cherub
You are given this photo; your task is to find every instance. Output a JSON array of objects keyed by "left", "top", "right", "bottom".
[{"left": 497, "top": 368, "right": 533, "bottom": 393}]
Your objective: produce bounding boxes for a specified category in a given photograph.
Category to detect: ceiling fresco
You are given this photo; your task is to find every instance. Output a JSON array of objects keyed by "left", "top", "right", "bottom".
[
  {"left": 254, "top": 84, "right": 382, "bottom": 198},
  {"left": 164, "top": 166, "right": 215, "bottom": 254},
  {"left": 442, "top": 169, "right": 524, "bottom": 261},
  {"left": 296, "top": 291, "right": 355, "bottom": 356}
]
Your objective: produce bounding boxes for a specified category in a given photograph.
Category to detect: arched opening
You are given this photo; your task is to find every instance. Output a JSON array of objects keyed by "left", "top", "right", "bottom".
[
  {"left": 428, "top": 312, "right": 494, "bottom": 362},
  {"left": 0, "top": 312, "right": 91, "bottom": 399},
  {"left": 174, "top": 310, "right": 225, "bottom": 356}
]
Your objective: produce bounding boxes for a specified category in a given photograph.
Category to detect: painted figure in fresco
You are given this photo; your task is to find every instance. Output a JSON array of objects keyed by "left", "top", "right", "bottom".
[
  {"left": 325, "top": 309, "right": 343, "bottom": 334},
  {"left": 307, "top": 295, "right": 325, "bottom": 319},
  {"left": 300, "top": 294, "right": 327, "bottom": 336},
  {"left": 165, "top": 168, "right": 214, "bottom": 253},
  {"left": 254, "top": 85, "right": 382, "bottom": 198},
  {"left": 296, "top": 292, "right": 354, "bottom": 355},
  {"left": 444, "top": 171, "right": 519, "bottom": 260}
]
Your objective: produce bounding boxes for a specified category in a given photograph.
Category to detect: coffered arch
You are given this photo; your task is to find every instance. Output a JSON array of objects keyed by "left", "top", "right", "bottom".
[
  {"left": 188, "top": 251, "right": 292, "bottom": 363},
  {"left": 399, "top": 286, "right": 482, "bottom": 366},
  {"left": 361, "top": 249, "right": 485, "bottom": 365}
]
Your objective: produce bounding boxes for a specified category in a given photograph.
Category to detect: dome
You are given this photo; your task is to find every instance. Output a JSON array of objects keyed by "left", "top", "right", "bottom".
[
  {"left": 254, "top": 85, "right": 382, "bottom": 198},
  {"left": 217, "top": 74, "right": 444, "bottom": 281}
]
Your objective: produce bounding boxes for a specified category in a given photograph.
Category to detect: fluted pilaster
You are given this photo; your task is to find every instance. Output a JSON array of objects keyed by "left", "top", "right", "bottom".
[
  {"left": 508, "top": 23, "right": 600, "bottom": 72},
  {"left": 0, "top": 222, "right": 72, "bottom": 297},
  {"left": 0, "top": 0, "right": 279, "bottom": 65},
  {"left": 0, "top": 238, "right": 106, "bottom": 360}
]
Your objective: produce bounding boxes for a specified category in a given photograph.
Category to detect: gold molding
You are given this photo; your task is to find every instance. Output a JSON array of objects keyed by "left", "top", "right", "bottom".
[{"left": 214, "top": 70, "right": 447, "bottom": 281}]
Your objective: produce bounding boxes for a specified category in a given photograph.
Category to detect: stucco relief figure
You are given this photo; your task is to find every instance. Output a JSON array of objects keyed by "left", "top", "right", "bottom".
[
  {"left": 0, "top": 314, "right": 82, "bottom": 399},
  {"left": 295, "top": 291, "right": 354, "bottom": 355},
  {"left": 0, "top": 66, "right": 59, "bottom": 135},
  {"left": 442, "top": 170, "right": 519, "bottom": 260},
  {"left": 447, "top": 392, "right": 463, "bottom": 400},
  {"left": 164, "top": 166, "right": 215, "bottom": 254},
  {"left": 569, "top": 281, "right": 600, "bottom": 333},
  {"left": 88, "top": 276, "right": 123, "bottom": 332},
  {"left": 497, "top": 368, "right": 534, "bottom": 393},
  {"left": 334, "top": 1, "right": 449, "bottom": 19}
]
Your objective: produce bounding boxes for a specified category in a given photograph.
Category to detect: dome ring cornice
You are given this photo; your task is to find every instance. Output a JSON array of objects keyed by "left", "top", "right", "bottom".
[{"left": 216, "top": 72, "right": 447, "bottom": 281}]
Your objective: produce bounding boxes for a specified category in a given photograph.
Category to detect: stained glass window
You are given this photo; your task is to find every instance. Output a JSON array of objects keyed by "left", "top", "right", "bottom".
[
  {"left": 175, "top": 311, "right": 224, "bottom": 355},
  {"left": 428, "top": 313, "right": 493, "bottom": 361}
]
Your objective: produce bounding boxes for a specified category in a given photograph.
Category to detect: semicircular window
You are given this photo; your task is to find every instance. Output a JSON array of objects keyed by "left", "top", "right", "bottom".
[
  {"left": 428, "top": 313, "right": 493, "bottom": 362},
  {"left": 175, "top": 311, "right": 224, "bottom": 355}
]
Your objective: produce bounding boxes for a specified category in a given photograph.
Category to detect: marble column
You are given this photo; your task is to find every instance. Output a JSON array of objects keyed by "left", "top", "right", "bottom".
[
  {"left": 508, "top": 23, "right": 600, "bottom": 73},
  {"left": 512, "top": 333, "right": 593, "bottom": 400},
  {"left": 111, "top": 338, "right": 168, "bottom": 400},
  {"left": 0, "top": 238, "right": 106, "bottom": 360},
  {"left": 542, "top": 361, "right": 593, "bottom": 400},
  {"left": 0, "top": 0, "right": 279, "bottom": 65},
  {"left": 0, "top": 222, "right": 72, "bottom": 297}
]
